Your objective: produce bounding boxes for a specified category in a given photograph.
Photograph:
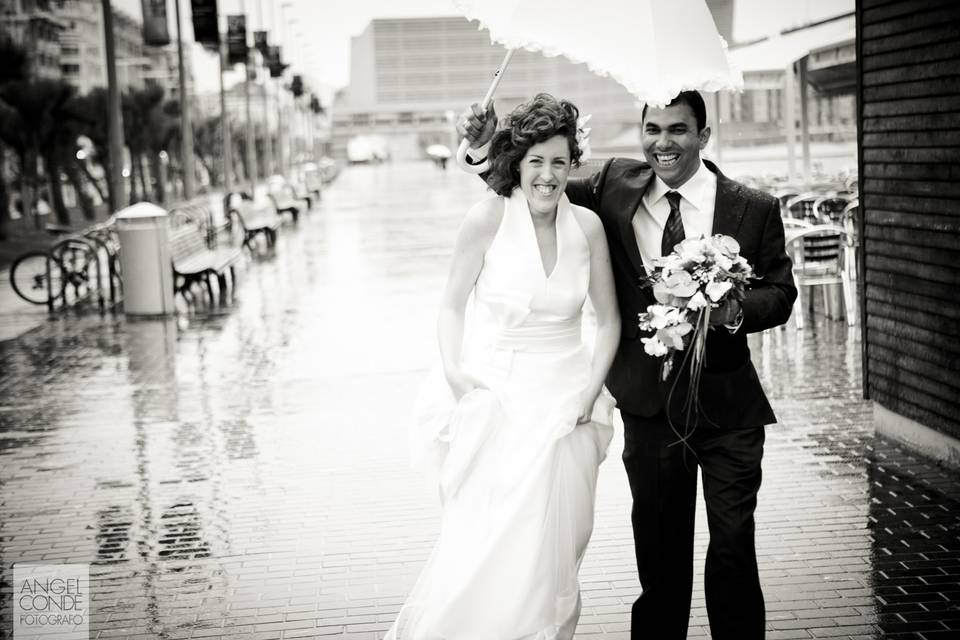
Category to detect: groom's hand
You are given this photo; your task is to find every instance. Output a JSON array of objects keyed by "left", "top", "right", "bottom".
[
  {"left": 711, "top": 298, "right": 743, "bottom": 328},
  {"left": 457, "top": 103, "right": 497, "bottom": 149}
]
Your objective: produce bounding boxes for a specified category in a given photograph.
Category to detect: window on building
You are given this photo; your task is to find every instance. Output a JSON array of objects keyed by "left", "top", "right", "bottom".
[{"left": 61, "top": 64, "right": 80, "bottom": 75}]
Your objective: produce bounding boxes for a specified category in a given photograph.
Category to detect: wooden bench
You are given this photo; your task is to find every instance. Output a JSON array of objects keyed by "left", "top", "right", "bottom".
[
  {"left": 289, "top": 180, "right": 315, "bottom": 210},
  {"left": 169, "top": 199, "right": 244, "bottom": 303},
  {"left": 266, "top": 177, "right": 306, "bottom": 223},
  {"left": 225, "top": 192, "right": 282, "bottom": 250},
  {"left": 301, "top": 163, "right": 323, "bottom": 202}
]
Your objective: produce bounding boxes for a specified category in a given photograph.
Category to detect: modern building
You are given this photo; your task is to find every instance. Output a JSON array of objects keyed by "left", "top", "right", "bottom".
[
  {"left": 142, "top": 44, "right": 192, "bottom": 102},
  {"left": 332, "top": 16, "right": 643, "bottom": 161},
  {"left": 723, "top": 13, "right": 857, "bottom": 149},
  {"left": 54, "top": 0, "right": 148, "bottom": 92},
  {"left": 856, "top": 0, "right": 960, "bottom": 467},
  {"left": 0, "top": 0, "right": 65, "bottom": 81}
]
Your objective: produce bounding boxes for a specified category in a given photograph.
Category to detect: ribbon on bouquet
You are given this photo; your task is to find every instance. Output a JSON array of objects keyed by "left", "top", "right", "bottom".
[{"left": 665, "top": 305, "right": 711, "bottom": 451}]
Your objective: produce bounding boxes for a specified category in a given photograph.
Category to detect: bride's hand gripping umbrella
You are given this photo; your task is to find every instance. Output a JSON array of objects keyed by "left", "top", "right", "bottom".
[{"left": 452, "top": 0, "right": 743, "bottom": 172}]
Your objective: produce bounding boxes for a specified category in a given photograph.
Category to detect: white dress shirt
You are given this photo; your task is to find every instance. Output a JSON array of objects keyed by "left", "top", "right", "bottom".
[{"left": 632, "top": 160, "right": 718, "bottom": 270}]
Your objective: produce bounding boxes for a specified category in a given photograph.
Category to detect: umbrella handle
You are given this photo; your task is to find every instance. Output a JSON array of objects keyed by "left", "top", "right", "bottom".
[{"left": 457, "top": 48, "right": 515, "bottom": 174}]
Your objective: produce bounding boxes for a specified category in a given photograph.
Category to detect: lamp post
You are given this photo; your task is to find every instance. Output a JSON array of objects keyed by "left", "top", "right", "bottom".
[
  {"left": 258, "top": 0, "right": 274, "bottom": 177},
  {"left": 219, "top": 36, "right": 233, "bottom": 195},
  {"left": 174, "top": 0, "right": 195, "bottom": 199},
  {"left": 101, "top": 0, "right": 125, "bottom": 209},
  {"left": 241, "top": 0, "right": 257, "bottom": 195}
]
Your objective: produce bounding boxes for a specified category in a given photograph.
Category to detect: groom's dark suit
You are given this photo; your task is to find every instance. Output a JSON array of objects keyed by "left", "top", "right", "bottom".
[{"left": 566, "top": 158, "right": 796, "bottom": 640}]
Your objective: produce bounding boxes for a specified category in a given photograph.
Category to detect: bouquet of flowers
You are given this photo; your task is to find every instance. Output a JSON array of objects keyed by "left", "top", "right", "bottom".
[{"left": 638, "top": 235, "right": 755, "bottom": 426}]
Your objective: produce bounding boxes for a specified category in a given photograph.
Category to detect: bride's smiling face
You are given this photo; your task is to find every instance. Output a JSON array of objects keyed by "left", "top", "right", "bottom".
[{"left": 518, "top": 135, "right": 572, "bottom": 216}]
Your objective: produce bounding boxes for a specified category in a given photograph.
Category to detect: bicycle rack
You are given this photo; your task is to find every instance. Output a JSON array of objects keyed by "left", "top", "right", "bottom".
[
  {"left": 81, "top": 223, "right": 122, "bottom": 307},
  {"left": 46, "top": 235, "right": 107, "bottom": 314}
]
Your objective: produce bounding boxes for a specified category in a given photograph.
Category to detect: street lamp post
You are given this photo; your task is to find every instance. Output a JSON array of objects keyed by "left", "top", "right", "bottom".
[
  {"left": 241, "top": 0, "right": 257, "bottom": 195},
  {"left": 219, "top": 37, "right": 233, "bottom": 195},
  {"left": 101, "top": 0, "right": 125, "bottom": 210},
  {"left": 258, "top": 0, "right": 274, "bottom": 178},
  {"left": 174, "top": 0, "right": 195, "bottom": 199}
]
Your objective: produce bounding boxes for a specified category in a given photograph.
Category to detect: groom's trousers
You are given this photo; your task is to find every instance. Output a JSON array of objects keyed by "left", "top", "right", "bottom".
[{"left": 621, "top": 410, "right": 766, "bottom": 640}]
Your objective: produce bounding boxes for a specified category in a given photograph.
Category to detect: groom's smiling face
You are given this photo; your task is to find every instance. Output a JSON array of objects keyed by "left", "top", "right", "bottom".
[{"left": 642, "top": 102, "right": 711, "bottom": 189}]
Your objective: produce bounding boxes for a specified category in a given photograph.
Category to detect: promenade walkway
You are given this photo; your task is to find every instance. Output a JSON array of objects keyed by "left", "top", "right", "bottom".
[{"left": 1, "top": 162, "right": 957, "bottom": 639}]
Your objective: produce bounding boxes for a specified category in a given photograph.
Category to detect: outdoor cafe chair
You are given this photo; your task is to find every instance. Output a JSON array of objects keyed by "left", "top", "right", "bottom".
[
  {"left": 813, "top": 195, "right": 853, "bottom": 225},
  {"left": 785, "top": 224, "right": 856, "bottom": 330},
  {"left": 782, "top": 218, "right": 814, "bottom": 230},
  {"left": 841, "top": 199, "right": 860, "bottom": 279},
  {"left": 784, "top": 193, "right": 820, "bottom": 222},
  {"left": 774, "top": 188, "right": 802, "bottom": 213}
]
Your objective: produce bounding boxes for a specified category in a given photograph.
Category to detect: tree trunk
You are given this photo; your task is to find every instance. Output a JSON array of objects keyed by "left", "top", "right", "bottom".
[
  {"left": 149, "top": 153, "right": 163, "bottom": 203},
  {"left": 198, "top": 154, "right": 214, "bottom": 187},
  {"left": 129, "top": 151, "right": 141, "bottom": 204},
  {"left": 101, "top": 156, "right": 114, "bottom": 211},
  {"left": 22, "top": 147, "right": 38, "bottom": 231},
  {"left": 80, "top": 162, "right": 106, "bottom": 204},
  {"left": 0, "top": 146, "right": 10, "bottom": 241},
  {"left": 45, "top": 156, "right": 71, "bottom": 226},
  {"left": 138, "top": 154, "right": 149, "bottom": 202},
  {"left": 66, "top": 162, "right": 96, "bottom": 220}
]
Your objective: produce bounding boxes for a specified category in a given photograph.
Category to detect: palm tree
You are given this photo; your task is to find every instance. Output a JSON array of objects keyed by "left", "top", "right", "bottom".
[
  {"left": 0, "top": 35, "right": 30, "bottom": 240},
  {"left": 194, "top": 115, "right": 224, "bottom": 187},
  {"left": 0, "top": 78, "right": 78, "bottom": 228}
]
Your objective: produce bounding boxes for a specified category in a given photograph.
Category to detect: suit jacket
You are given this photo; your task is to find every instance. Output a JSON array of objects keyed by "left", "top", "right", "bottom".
[{"left": 565, "top": 158, "right": 797, "bottom": 428}]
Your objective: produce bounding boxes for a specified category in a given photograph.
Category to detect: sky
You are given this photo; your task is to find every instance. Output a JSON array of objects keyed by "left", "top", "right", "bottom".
[{"left": 115, "top": 0, "right": 853, "bottom": 100}]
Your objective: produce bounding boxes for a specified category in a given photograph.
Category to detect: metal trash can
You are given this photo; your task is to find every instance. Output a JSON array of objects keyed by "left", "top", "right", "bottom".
[{"left": 116, "top": 203, "right": 175, "bottom": 315}]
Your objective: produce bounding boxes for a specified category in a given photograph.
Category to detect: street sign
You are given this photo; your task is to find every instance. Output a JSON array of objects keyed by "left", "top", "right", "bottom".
[
  {"left": 141, "top": 0, "right": 171, "bottom": 46},
  {"left": 254, "top": 30, "right": 270, "bottom": 57},
  {"left": 227, "top": 15, "right": 248, "bottom": 65},
  {"left": 191, "top": 0, "right": 220, "bottom": 48},
  {"left": 267, "top": 45, "right": 288, "bottom": 78}
]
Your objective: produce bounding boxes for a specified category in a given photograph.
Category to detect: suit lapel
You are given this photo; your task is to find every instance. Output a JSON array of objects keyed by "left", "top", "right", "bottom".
[
  {"left": 707, "top": 160, "right": 746, "bottom": 237},
  {"left": 606, "top": 162, "right": 654, "bottom": 279},
  {"left": 616, "top": 193, "right": 649, "bottom": 278}
]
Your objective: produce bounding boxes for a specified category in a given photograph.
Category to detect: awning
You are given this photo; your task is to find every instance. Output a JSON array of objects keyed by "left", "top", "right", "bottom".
[{"left": 727, "top": 14, "right": 855, "bottom": 91}]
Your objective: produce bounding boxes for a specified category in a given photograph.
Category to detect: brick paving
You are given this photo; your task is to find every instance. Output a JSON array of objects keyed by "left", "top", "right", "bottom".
[{"left": 2, "top": 162, "right": 959, "bottom": 639}]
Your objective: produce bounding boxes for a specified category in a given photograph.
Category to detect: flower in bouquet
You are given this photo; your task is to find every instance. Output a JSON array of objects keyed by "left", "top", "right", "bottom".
[{"left": 637, "top": 234, "right": 756, "bottom": 435}]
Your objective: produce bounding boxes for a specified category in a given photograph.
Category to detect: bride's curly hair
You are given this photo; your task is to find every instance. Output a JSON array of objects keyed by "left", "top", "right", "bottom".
[{"left": 486, "top": 93, "right": 583, "bottom": 197}]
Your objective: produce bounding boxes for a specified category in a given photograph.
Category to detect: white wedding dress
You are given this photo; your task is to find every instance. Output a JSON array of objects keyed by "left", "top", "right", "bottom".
[{"left": 388, "top": 190, "right": 615, "bottom": 640}]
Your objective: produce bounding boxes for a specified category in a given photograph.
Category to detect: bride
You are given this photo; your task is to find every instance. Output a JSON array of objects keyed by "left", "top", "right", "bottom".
[{"left": 387, "top": 94, "right": 620, "bottom": 639}]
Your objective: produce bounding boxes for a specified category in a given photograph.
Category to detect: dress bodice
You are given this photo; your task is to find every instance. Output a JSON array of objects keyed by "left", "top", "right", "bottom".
[{"left": 472, "top": 190, "right": 590, "bottom": 353}]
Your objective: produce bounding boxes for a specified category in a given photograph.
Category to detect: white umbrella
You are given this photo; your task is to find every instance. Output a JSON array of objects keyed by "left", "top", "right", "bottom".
[
  {"left": 426, "top": 144, "right": 452, "bottom": 159},
  {"left": 452, "top": 0, "right": 743, "bottom": 171}
]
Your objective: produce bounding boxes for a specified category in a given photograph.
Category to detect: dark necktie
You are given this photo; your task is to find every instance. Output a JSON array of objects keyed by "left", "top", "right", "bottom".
[{"left": 660, "top": 191, "right": 685, "bottom": 257}]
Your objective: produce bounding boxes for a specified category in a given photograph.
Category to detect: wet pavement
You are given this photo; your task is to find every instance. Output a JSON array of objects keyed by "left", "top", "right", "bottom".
[{"left": 1, "top": 161, "right": 958, "bottom": 640}]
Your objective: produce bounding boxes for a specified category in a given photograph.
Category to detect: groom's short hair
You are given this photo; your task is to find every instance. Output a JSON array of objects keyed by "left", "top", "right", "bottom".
[{"left": 642, "top": 90, "right": 708, "bottom": 132}]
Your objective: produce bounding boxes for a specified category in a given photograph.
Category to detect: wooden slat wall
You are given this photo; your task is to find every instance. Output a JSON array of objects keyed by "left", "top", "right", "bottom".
[{"left": 858, "top": 0, "right": 960, "bottom": 439}]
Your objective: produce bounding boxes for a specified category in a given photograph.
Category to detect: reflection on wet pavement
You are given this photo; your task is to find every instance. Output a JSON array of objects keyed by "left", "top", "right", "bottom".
[{"left": 1, "top": 163, "right": 958, "bottom": 639}]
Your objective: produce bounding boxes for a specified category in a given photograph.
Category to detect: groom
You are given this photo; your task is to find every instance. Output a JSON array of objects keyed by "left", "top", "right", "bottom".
[{"left": 459, "top": 90, "right": 796, "bottom": 639}]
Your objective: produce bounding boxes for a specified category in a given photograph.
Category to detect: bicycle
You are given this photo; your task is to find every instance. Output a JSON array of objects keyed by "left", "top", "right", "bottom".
[
  {"left": 9, "top": 217, "right": 120, "bottom": 308},
  {"left": 9, "top": 251, "right": 66, "bottom": 305},
  {"left": 10, "top": 241, "right": 98, "bottom": 306}
]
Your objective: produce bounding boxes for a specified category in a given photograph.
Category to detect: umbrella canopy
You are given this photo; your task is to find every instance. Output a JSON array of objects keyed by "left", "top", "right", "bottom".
[
  {"left": 426, "top": 144, "right": 452, "bottom": 158},
  {"left": 453, "top": 0, "right": 742, "bottom": 107}
]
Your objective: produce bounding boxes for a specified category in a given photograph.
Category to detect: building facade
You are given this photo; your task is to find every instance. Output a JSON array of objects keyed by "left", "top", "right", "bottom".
[
  {"left": 54, "top": 0, "right": 147, "bottom": 92},
  {"left": 333, "top": 16, "right": 643, "bottom": 161},
  {"left": 0, "top": 0, "right": 65, "bottom": 81},
  {"left": 143, "top": 44, "right": 191, "bottom": 101},
  {"left": 857, "top": 0, "right": 960, "bottom": 465},
  {"left": 722, "top": 14, "right": 858, "bottom": 148}
]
